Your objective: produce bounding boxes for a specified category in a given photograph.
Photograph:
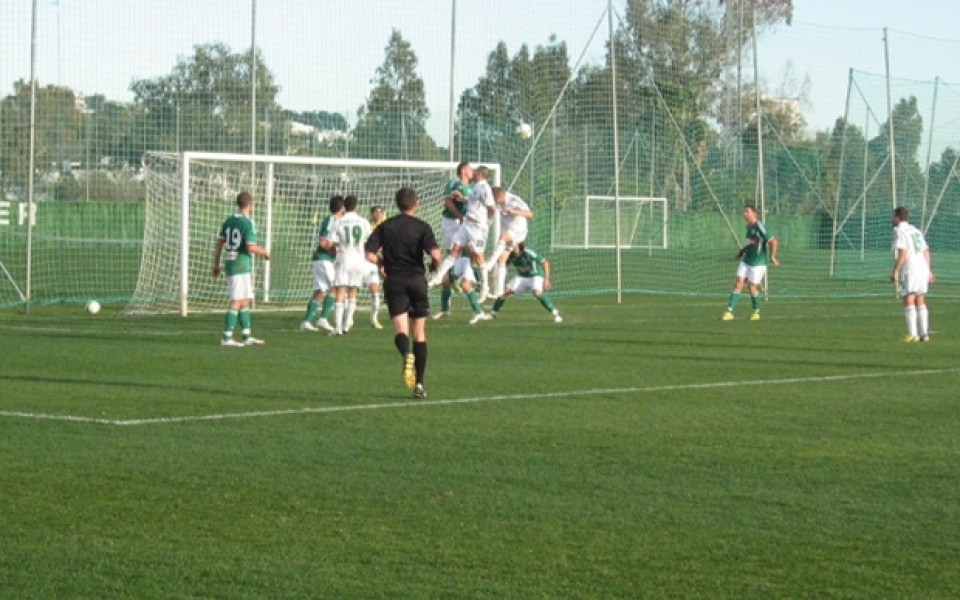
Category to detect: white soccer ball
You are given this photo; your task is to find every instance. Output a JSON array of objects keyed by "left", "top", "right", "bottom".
[
  {"left": 515, "top": 122, "right": 533, "bottom": 140},
  {"left": 85, "top": 300, "right": 101, "bottom": 315}
]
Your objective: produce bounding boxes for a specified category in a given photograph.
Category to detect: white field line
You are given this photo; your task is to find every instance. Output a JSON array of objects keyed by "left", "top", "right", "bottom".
[{"left": 2, "top": 367, "right": 957, "bottom": 427}]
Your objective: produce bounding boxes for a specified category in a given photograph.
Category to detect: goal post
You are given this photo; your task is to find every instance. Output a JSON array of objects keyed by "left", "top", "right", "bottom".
[
  {"left": 553, "top": 195, "right": 668, "bottom": 250},
  {"left": 130, "top": 151, "right": 501, "bottom": 315}
]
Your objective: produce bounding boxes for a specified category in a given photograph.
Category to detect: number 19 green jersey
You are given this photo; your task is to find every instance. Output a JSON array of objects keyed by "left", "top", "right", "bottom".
[{"left": 218, "top": 212, "right": 258, "bottom": 276}]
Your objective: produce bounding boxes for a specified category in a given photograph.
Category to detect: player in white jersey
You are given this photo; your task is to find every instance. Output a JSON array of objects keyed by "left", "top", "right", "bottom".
[
  {"left": 329, "top": 195, "right": 373, "bottom": 335},
  {"left": 484, "top": 187, "right": 533, "bottom": 297},
  {"left": 428, "top": 165, "right": 495, "bottom": 300},
  {"left": 891, "top": 206, "right": 934, "bottom": 342}
]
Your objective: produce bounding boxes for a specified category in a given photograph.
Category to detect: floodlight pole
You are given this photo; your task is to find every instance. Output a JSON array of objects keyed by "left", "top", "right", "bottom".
[
  {"left": 447, "top": 0, "right": 456, "bottom": 161},
  {"left": 883, "top": 28, "right": 897, "bottom": 210},
  {"left": 608, "top": 0, "right": 622, "bottom": 304},
  {"left": 921, "top": 77, "right": 939, "bottom": 228},
  {"left": 529, "top": 121, "right": 535, "bottom": 205},
  {"left": 753, "top": 9, "right": 765, "bottom": 221},
  {"left": 25, "top": 0, "right": 38, "bottom": 314},
  {"left": 251, "top": 0, "right": 257, "bottom": 184}
]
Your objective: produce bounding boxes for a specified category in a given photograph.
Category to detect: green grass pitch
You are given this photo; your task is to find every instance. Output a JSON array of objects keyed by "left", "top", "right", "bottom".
[{"left": 2, "top": 295, "right": 959, "bottom": 598}]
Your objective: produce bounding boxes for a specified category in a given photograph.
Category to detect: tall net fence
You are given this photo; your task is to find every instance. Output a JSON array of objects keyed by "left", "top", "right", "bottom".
[
  {"left": 2, "top": 1, "right": 960, "bottom": 308},
  {"left": 832, "top": 71, "right": 960, "bottom": 285}
]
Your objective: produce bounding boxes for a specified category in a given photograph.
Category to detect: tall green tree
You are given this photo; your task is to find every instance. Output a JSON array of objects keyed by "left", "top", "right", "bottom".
[
  {"left": 130, "top": 42, "right": 280, "bottom": 156},
  {"left": 354, "top": 29, "right": 439, "bottom": 160},
  {"left": 0, "top": 81, "right": 83, "bottom": 198},
  {"left": 456, "top": 37, "right": 571, "bottom": 190}
]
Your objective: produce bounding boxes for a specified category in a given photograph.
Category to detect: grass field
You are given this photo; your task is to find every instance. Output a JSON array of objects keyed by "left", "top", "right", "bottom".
[{"left": 2, "top": 294, "right": 959, "bottom": 599}]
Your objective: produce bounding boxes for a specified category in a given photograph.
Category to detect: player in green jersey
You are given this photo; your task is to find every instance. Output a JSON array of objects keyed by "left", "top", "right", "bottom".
[
  {"left": 213, "top": 191, "right": 272, "bottom": 346},
  {"left": 490, "top": 243, "right": 562, "bottom": 324},
  {"left": 300, "top": 196, "right": 344, "bottom": 332},
  {"left": 722, "top": 204, "right": 778, "bottom": 321},
  {"left": 433, "top": 161, "right": 472, "bottom": 320}
]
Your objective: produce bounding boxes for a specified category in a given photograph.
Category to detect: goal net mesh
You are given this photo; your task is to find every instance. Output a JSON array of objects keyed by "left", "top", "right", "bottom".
[{"left": 128, "top": 152, "right": 460, "bottom": 314}]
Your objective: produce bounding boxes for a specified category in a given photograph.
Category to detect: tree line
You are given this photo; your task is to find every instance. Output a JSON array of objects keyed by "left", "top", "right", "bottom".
[{"left": 1, "top": 0, "right": 957, "bottom": 220}]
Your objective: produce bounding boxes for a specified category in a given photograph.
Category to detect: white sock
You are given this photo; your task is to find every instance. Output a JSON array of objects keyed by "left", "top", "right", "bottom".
[
  {"left": 345, "top": 297, "right": 357, "bottom": 328},
  {"left": 486, "top": 242, "right": 506, "bottom": 272},
  {"left": 495, "top": 264, "right": 507, "bottom": 297},
  {"left": 370, "top": 293, "right": 380, "bottom": 320},
  {"left": 917, "top": 305, "right": 929, "bottom": 337},
  {"left": 437, "top": 255, "right": 456, "bottom": 277},
  {"left": 334, "top": 302, "right": 344, "bottom": 333},
  {"left": 904, "top": 306, "right": 918, "bottom": 337}
]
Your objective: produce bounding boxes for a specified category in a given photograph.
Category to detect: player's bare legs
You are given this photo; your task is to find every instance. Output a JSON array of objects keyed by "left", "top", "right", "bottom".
[
  {"left": 915, "top": 295, "right": 930, "bottom": 341},
  {"left": 484, "top": 234, "right": 513, "bottom": 297},
  {"left": 467, "top": 245, "right": 490, "bottom": 302},
  {"left": 429, "top": 244, "right": 461, "bottom": 287}
]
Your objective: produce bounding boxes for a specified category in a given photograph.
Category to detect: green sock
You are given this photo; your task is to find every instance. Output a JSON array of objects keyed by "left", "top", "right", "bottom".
[
  {"left": 238, "top": 307, "right": 252, "bottom": 338},
  {"left": 466, "top": 289, "right": 482, "bottom": 314},
  {"left": 304, "top": 299, "right": 319, "bottom": 322},
  {"left": 537, "top": 293, "right": 557, "bottom": 312},
  {"left": 223, "top": 309, "right": 238, "bottom": 339},
  {"left": 492, "top": 297, "right": 505, "bottom": 313},
  {"left": 441, "top": 286, "right": 452, "bottom": 312},
  {"left": 751, "top": 294, "right": 760, "bottom": 311},
  {"left": 727, "top": 292, "right": 740, "bottom": 310},
  {"left": 320, "top": 295, "right": 335, "bottom": 318}
]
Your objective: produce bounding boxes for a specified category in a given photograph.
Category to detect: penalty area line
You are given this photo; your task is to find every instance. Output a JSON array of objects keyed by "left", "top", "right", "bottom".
[{"left": 1, "top": 366, "right": 958, "bottom": 427}]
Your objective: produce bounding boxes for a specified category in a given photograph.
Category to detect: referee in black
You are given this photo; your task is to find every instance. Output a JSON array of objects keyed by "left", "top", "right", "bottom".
[{"left": 365, "top": 186, "right": 442, "bottom": 399}]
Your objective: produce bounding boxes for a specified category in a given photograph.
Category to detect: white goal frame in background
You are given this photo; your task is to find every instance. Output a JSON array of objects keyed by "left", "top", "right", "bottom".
[
  {"left": 553, "top": 195, "right": 668, "bottom": 250},
  {"left": 141, "top": 151, "right": 501, "bottom": 316}
]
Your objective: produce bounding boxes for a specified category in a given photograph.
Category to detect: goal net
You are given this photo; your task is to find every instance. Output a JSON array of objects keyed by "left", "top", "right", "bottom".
[
  {"left": 128, "top": 152, "right": 501, "bottom": 315},
  {"left": 553, "top": 196, "right": 668, "bottom": 250}
]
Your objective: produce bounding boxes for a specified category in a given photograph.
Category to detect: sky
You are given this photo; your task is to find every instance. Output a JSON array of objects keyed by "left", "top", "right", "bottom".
[{"left": 3, "top": 0, "right": 960, "bottom": 144}]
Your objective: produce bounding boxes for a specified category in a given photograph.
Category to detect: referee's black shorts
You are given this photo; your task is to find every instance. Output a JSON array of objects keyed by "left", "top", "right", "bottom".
[{"left": 383, "top": 273, "right": 430, "bottom": 319}]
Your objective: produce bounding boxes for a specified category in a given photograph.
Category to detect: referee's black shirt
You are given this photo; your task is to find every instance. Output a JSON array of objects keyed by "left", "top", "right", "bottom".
[{"left": 364, "top": 214, "right": 439, "bottom": 277}]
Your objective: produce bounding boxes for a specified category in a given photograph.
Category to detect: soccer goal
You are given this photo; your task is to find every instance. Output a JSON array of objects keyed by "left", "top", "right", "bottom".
[
  {"left": 552, "top": 195, "right": 668, "bottom": 250},
  {"left": 129, "top": 151, "right": 501, "bottom": 315}
]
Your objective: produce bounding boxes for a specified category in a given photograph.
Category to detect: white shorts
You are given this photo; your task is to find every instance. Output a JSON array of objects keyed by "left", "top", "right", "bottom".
[
  {"left": 333, "top": 255, "right": 366, "bottom": 288},
  {"left": 362, "top": 260, "right": 380, "bottom": 287},
  {"left": 441, "top": 217, "right": 461, "bottom": 251},
  {"left": 736, "top": 262, "right": 767, "bottom": 285},
  {"left": 311, "top": 260, "right": 335, "bottom": 292},
  {"left": 502, "top": 224, "right": 528, "bottom": 246},
  {"left": 900, "top": 260, "right": 930, "bottom": 296},
  {"left": 506, "top": 275, "right": 543, "bottom": 297},
  {"left": 226, "top": 273, "right": 254, "bottom": 301},
  {"left": 451, "top": 256, "right": 477, "bottom": 283},
  {"left": 452, "top": 220, "right": 489, "bottom": 254}
]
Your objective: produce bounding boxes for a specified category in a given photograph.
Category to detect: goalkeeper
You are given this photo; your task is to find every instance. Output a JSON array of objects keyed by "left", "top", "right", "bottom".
[{"left": 489, "top": 243, "right": 562, "bottom": 324}]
